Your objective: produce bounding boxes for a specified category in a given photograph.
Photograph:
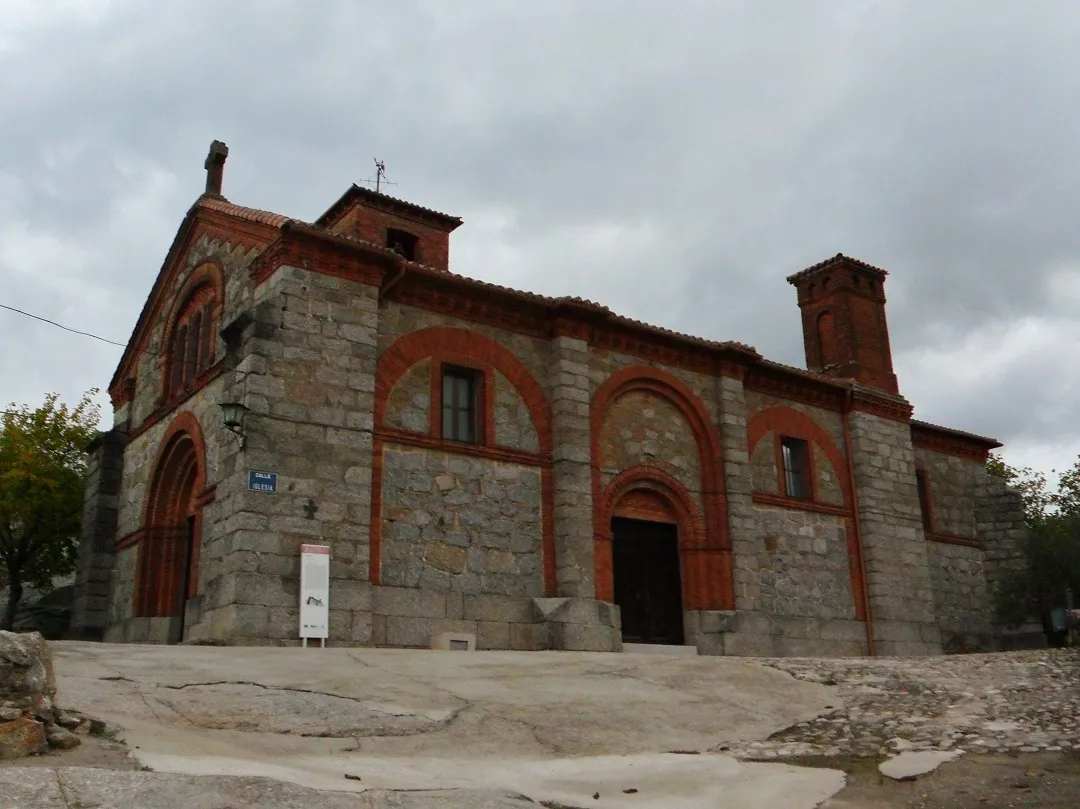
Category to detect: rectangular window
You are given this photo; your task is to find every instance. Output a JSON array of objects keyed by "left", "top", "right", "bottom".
[
  {"left": 780, "top": 437, "right": 811, "bottom": 500},
  {"left": 916, "top": 469, "right": 932, "bottom": 530},
  {"left": 441, "top": 366, "right": 478, "bottom": 444}
]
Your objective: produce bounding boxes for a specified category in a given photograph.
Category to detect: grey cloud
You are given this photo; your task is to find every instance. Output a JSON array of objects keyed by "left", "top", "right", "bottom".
[{"left": 2, "top": 0, "right": 1079, "bottom": 472}]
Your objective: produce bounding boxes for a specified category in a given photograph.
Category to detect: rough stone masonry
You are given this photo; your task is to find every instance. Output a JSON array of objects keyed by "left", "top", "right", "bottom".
[
  {"left": 0, "top": 631, "right": 82, "bottom": 759},
  {"left": 70, "top": 142, "right": 1043, "bottom": 656}
]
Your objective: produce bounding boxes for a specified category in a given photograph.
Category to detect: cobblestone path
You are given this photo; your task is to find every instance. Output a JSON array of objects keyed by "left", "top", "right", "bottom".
[{"left": 718, "top": 648, "right": 1080, "bottom": 761}]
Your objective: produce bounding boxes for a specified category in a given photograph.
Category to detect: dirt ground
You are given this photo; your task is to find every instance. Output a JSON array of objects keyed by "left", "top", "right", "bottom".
[
  {"left": 814, "top": 751, "right": 1080, "bottom": 809},
  {"left": 0, "top": 733, "right": 140, "bottom": 772}
]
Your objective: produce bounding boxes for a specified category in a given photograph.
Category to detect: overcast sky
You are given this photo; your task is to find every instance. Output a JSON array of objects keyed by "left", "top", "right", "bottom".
[{"left": 2, "top": 1, "right": 1079, "bottom": 477}]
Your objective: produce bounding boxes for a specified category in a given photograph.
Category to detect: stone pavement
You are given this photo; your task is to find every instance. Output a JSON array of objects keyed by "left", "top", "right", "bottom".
[
  {"left": 7, "top": 643, "right": 1079, "bottom": 808},
  {"left": 0, "top": 766, "right": 541, "bottom": 808},
  {"left": 9, "top": 641, "right": 846, "bottom": 809},
  {"left": 720, "top": 648, "right": 1080, "bottom": 761}
]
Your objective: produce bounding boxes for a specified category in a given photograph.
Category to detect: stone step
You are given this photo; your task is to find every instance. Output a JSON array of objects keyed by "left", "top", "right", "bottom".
[{"left": 622, "top": 643, "right": 699, "bottom": 656}]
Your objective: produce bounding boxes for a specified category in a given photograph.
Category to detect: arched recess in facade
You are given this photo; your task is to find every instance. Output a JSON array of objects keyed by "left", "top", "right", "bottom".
[
  {"left": 590, "top": 366, "right": 733, "bottom": 611},
  {"left": 372, "top": 325, "right": 556, "bottom": 592},
  {"left": 135, "top": 412, "right": 209, "bottom": 618},
  {"left": 745, "top": 404, "right": 867, "bottom": 620},
  {"left": 158, "top": 260, "right": 224, "bottom": 394}
]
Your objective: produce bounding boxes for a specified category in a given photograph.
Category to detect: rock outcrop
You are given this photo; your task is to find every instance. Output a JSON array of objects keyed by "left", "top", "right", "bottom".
[{"left": 0, "top": 630, "right": 81, "bottom": 759}]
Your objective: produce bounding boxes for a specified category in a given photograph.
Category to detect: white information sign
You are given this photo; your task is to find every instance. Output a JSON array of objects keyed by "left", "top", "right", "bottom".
[{"left": 299, "top": 544, "right": 330, "bottom": 645}]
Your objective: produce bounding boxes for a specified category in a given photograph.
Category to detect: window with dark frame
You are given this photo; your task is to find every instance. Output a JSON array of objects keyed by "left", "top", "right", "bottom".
[
  {"left": 916, "top": 469, "right": 932, "bottom": 530},
  {"left": 441, "top": 365, "right": 479, "bottom": 444},
  {"left": 386, "top": 228, "right": 419, "bottom": 261},
  {"left": 780, "top": 436, "right": 811, "bottom": 500}
]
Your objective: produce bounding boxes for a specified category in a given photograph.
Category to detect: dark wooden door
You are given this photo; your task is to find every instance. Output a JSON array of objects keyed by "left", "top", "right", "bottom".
[
  {"left": 170, "top": 516, "right": 197, "bottom": 644},
  {"left": 611, "top": 517, "right": 684, "bottom": 645}
]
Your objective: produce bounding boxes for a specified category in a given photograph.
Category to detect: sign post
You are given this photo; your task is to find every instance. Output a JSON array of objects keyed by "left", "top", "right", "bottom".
[{"left": 299, "top": 544, "right": 330, "bottom": 648}]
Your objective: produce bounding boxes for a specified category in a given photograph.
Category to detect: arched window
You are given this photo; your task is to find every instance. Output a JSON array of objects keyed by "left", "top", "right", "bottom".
[{"left": 167, "top": 285, "right": 217, "bottom": 397}]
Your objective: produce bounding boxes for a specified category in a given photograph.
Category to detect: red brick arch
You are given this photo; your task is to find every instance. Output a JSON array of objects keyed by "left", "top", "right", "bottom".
[
  {"left": 159, "top": 260, "right": 225, "bottom": 395},
  {"left": 596, "top": 466, "right": 730, "bottom": 611},
  {"left": 745, "top": 405, "right": 866, "bottom": 620},
  {"left": 375, "top": 326, "right": 552, "bottom": 454},
  {"left": 746, "top": 406, "right": 852, "bottom": 509},
  {"left": 135, "top": 411, "right": 208, "bottom": 621},
  {"left": 372, "top": 326, "right": 555, "bottom": 593},
  {"left": 590, "top": 366, "right": 732, "bottom": 610}
]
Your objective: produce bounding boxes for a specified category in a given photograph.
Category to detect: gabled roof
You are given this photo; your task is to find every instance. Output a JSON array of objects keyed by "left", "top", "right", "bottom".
[
  {"left": 315, "top": 184, "right": 463, "bottom": 231},
  {"left": 786, "top": 252, "right": 890, "bottom": 285},
  {"left": 910, "top": 418, "right": 1002, "bottom": 450},
  {"left": 108, "top": 195, "right": 284, "bottom": 392},
  {"left": 196, "top": 196, "right": 290, "bottom": 228}
]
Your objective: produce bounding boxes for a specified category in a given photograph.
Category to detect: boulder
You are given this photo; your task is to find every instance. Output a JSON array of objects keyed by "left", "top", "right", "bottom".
[
  {"left": 0, "top": 630, "right": 79, "bottom": 757},
  {"left": 44, "top": 722, "right": 80, "bottom": 750},
  {"left": 0, "top": 716, "right": 47, "bottom": 760}
]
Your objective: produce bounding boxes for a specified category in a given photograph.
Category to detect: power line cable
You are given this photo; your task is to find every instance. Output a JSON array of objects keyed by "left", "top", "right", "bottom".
[
  {"left": 0, "top": 303, "right": 129, "bottom": 349},
  {"left": 0, "top": 303, "right": 212, "bottom": 377}
]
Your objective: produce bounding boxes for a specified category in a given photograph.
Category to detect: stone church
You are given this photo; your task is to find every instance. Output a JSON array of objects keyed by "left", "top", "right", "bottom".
[{"left": 71, "top": 141, "right": 1036, "bottom": 656}]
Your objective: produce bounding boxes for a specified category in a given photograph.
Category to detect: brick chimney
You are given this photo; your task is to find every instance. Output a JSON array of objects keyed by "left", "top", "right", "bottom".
[
  {"left": 786, "top": 253, "right": 899, "bottom": 395},
  {"left": 203, "top": 140, "right": 229, "bottom": 198}
]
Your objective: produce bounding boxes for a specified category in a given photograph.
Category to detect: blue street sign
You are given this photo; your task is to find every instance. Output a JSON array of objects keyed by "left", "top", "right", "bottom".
[{"left": 248, "top": 470, "right": 278, "bottom": 493}]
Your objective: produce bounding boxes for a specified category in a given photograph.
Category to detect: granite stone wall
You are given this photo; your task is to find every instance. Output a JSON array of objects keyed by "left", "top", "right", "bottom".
[
  {"left": 975, "top": 470, "right": 1046, "bottom": 649},
  {"left": 750, "top": 435, "right": 780, "bottom": 495},
  {"left": 182, "top": 264, "right": 381, "bottom": 646},
  {"left": 916, "top": 448, "right": 979, "bottom": 538},
  {"left": 549, "top": 336, "right": 597, "bottom": 602},
  {"left": 716, "top": 374, "right": 867, "bottom": 657},
  {"left": 383, "top": 358, "right": 430, "bottom": 434},
  {"left": 378, "top": 446, "right": 544, "bottom": 597},
  {"left": 71, "top": 429, "right": 125, "bottom": 640},
  {"left": 737, "top": 508, "right": 856, "bottom": 621},
  {"left": 597, "top": 389, "right": 702, "bottom": 495},
  {"left": 493, "top": 370, "right": 539, "bottom": 453},
  {"left": 814, "top": 444, "right": 845, "bottom": 506},
  {"left": 848, "top": 409, "right": 941, "bottom": 655},
  {"left": 926, "top": 540, "right": 993, "bottom": 649},
  {"left": 105, "top": 547, "right": 137, "bottom": 632}
]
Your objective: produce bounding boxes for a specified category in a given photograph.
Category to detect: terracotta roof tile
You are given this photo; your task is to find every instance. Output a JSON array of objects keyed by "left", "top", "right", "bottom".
[
  {"left": 786, "top": 253, "right": 890, "bottom": 284},
  {"left": 197, "top": 195, "right": 291, "bottom": 227},
  {"left": 315, "top": 184, "right": 462, "bottom": 229},
  {"left": 910, "top": 418, "right": 1001, "bottom": 448}
]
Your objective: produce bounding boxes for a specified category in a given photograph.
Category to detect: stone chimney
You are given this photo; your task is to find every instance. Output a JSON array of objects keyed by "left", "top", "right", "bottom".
[{"left": 203, "top": 140, "right": 229, "bottom": 198}]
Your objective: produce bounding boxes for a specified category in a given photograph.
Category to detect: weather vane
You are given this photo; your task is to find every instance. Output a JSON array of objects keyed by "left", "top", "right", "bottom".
[{"left": 361, "top": 158, "right": 397, "bottom": 194}]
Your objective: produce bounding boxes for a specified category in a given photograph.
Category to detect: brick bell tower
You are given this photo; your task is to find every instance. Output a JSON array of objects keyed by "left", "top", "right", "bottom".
[{"left": 786, "top": 253, "right": 899, "bottom": 395}]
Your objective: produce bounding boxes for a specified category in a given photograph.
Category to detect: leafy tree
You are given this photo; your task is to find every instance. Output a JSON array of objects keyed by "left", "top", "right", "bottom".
[
  {"left": 0, "top": 391, "right": 100, "bottom": 631},
  {"left": 987, "top": 453, "right": 1080, "bottom": 634}
]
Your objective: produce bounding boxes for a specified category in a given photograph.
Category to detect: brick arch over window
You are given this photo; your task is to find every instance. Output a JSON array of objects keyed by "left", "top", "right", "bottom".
[
  {"left": 375, "top": 326, "right": 552, "bottom": 454},
  {"left": 135, "top": 411, "right": 208, "bottom": 621},
  {"left": 161, "top": 261, "right": 224, "bottom": 399},
  {"left": 372, "top": 326, "right": 556, "bottom": 593},
  {"left": 597, "top": 466, "right": 730, "bottom": 611},
  {"left": 745, "top": 405, "right": 866, "bottom": 620},
  {"left": 590, "top": 366, "right": 732, "bottom": 610}
]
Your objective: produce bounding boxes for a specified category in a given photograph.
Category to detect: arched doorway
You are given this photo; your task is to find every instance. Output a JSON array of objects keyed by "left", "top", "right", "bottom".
[
  {"left": 611, "top": 488, "right": 685, "bottom": 645},
  {"left": 136, "top": 427, "right": 204, "bottom": 643}
]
